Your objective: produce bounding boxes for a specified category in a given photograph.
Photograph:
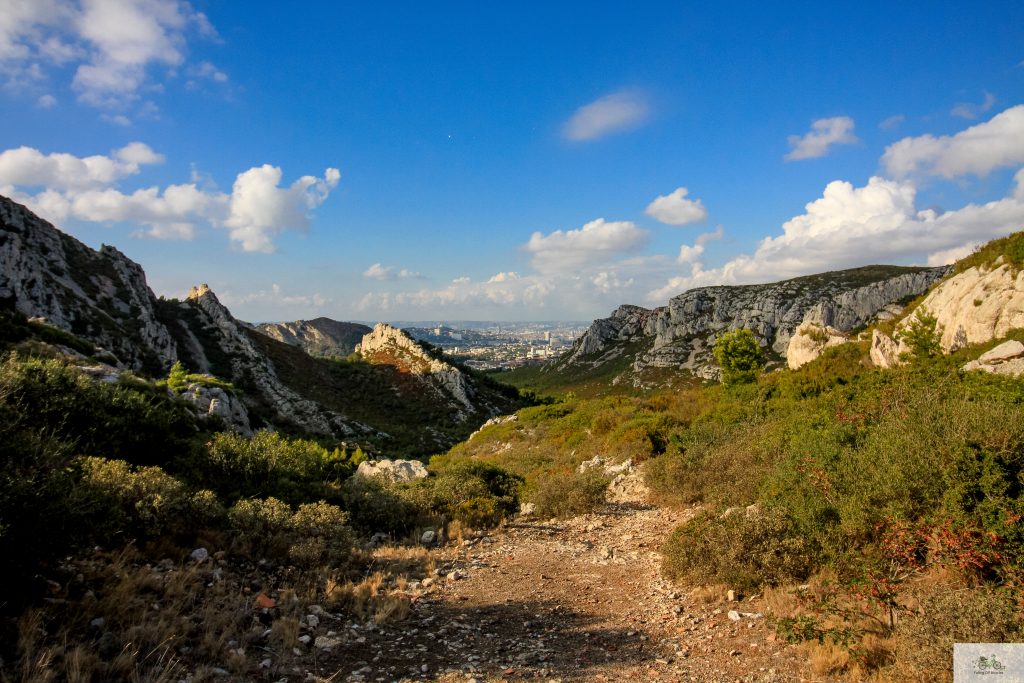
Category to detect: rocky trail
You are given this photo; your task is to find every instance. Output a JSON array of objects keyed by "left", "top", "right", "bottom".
[{"left": 315, "top": 475, "right": 807, "bottom": 683}]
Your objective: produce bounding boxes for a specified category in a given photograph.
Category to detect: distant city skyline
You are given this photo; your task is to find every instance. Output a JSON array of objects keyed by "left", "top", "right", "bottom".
[{"left": 1, "top": 1, "right": 1022, "bottom": 322}]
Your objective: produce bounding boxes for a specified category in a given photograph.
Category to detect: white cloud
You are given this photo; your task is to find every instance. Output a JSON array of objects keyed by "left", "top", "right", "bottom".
[
  {"left": 879, "top": 114, "right": 905, "bottom": 131},
  {"left": 563, "top": 90, "right": 649, "bottom": 142},
  {"left": 645, "top": 187, "right": 708, "bottom": 226},
  {"left": 591, "top": 271, "right": 633, "bottom": 294},
  {"left": 524, "top": 218, "right": 649, "bottom": 273},
  {"left": 0, "top": 141, "right": 162, "bottom": 190},
  {"left": 36, "top": 93, "right": 57, "bottom": 108},
  {"left": 0, "top": 0, "right": 217, "bottom": 109},
  {"left": 363, "top": 263, "right": 423, "bottom": 281},
  {"left": 646, "top": 173, "right": 1024, "bottom": 302},
  {"left": 882, "top": 105, "right": 1024, "bottom": 179},
  {"left": 784, "top": 116, "right": 858, "bottom": 161},
  {"left": 926, "top": 242, "right": 980, "bottom": 266},
  {"left": 951, "top": 91, "right": 996, "bottom": 120},
  {"left": 224, "top": 165, "right": 340, "bottom": 253},
  {"left": 0, "top": 142, "right": 341, "bottom": 251},
  {"left": 677, "top": 225, "right": 724, "bottom": 264}
]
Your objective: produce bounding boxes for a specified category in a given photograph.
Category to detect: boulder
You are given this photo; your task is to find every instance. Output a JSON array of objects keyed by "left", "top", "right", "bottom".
[
  {"left": 962, "top": 340, "right": 1024, "bottom": 377},
  {"left": 870, "top": 329, "right": 902, "bottom": 369},
  {"left": 786, "top": 322, "right": 849, "bottom": 370},
  {"left": 355, "top": 458, "right": 429, "bottom": 483}
]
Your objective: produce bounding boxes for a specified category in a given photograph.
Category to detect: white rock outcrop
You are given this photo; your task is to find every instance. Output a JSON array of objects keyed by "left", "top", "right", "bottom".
[
  {"left": 355, "top": 458, "right": 429, "bottom": 483},
  {"left": 870, "top": 329, "right": 902, "bottom": 369},
  {"left": 357, "top": 323, "right": 477, "bottom": 418},
  {"left": 786, "top": 322, "right": 849, "bottom": 369},
  {"left": 962, "top": 340, "right": 1024, "bottom": 377},
  {"left": 180, "top": 382, "right": 253, "bottom": 436},
  {"left": 899, "top": 262, "right": 1024, "bottom": 353}
]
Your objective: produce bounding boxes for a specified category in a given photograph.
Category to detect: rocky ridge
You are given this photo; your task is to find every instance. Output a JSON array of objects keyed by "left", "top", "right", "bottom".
[
  {"left": 356, "top": 323, "right": 481, "bottom": 419},
  {"left": 550, "top": 265, "right": 947, "bottom": 383},
  {"left": 0, "top": 196, "right": 177, "bottom": 373},
  {"left": 257, "top": 317, "right": 371, "bottom": 358},
  {"left": 0, "top": 195, "right": 515, "bottom": 445}
]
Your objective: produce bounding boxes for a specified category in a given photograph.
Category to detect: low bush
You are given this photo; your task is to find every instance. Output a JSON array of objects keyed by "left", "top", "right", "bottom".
[
  {"left": 530, "top": 468, "right": 609, "bottom": 518},
  {"left": 662, "top": 508, "right": 814, "bottom": 591},
  {"left": 339, "top": 476, "right": 423, "bottom": 536},
  {"left": 228, "top": 497, "right": 354, "bottom": 566},
  {"left": 202, "top": 430, "right": 354, "bottom": 504},
  {"left": 891, "top": 584, "right": 1023, "bottom": 682},
  {"left": 428, "top": 461, "right": 522, "bottom": 528}
]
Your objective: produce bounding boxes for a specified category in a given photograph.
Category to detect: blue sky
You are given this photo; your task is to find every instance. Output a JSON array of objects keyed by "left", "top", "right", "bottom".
[{"left": 1, "top": 1, "right": 1023, "bottom": 322}]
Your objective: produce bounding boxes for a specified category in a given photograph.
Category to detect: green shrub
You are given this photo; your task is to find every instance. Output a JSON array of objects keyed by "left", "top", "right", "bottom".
[
  {"left": 203, "top": 430, "right": 350, "bottom": 504},
  {"left": 228, "top": 497, "right": 354, "bottom": 566},
  {"left": 662, "top": 508, "right": 813, "bottom": 591},
  {"left": 227, "top": 497, "right": 293, "bottom": 557},
  {"left": 339, "top": 477, "right": 423, "bottom": 536},
  {"left": 79, "top": 457, "right": 188, "bottom": 537},
  {"left": 897, "top": 308, "right": 943, "bottom": 362},
  {"left": 530, "top": 468, "right": 609, "bottom": 518},
  {"left": 428, "top": 461, "right": 522, "bottom": 528},
  {"left": 713, "top": 328, "right": 765, "bottom": 385}
]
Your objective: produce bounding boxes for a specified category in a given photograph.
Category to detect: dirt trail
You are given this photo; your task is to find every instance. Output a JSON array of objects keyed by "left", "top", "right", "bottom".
[{"left": 319, "top": 475, "right": 808, "bottom": 683}]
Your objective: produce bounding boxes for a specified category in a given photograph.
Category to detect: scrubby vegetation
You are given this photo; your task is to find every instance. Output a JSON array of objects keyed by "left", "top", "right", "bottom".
[{"left": 0, "top": 343, "right": 526, "bottom": 679}]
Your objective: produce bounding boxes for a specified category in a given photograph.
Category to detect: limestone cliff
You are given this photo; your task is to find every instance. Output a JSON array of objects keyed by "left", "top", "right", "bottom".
[{"left": 548, "top": 265, "right": 947, "bottom": 385}]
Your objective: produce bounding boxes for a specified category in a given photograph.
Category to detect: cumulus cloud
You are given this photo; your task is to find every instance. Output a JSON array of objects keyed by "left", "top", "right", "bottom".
[
  {"left": 36, "top": 93, "right": 57, "bottom": 108},
  {"left": 224, "top": 165, "right": 340, "bottom": 253},
  {"left": 0, "top": 141, "right": 163, "bottom": 190},
  {"left": 524, "top": 218, "right": 648, "bottom": 273},
  {"left": 645, "top": 187, "right": 708, "bottom": 226},
  {"left": 951, "top": 91, "right": 996, "bottom": 120},
  {"left": 784, "top": 116, "right": 858, "bottom": 160},
  {"left": 363, "top": 263, "right": 424, "bottom": 281},
  {"left": 563, "top": 90, "right": 649, "bottom": 142},
  {"left": 0, "top": 0, "right": 218, "bottom": 109},
  {"left": 882, "top": 105, "right": 1024, "bottom": 179},
  {"left": 0, "top": 143, "right": 341, "bottom": 250},
  {"left": 646, "top": 173, "right": 1024, "bottom": 302}
]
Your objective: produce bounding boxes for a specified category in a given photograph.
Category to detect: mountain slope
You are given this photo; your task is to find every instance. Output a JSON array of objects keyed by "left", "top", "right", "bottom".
[
  {"left": 0, "top": 195, "right": 523, "bottom": 452},
  {"left": 536, "top": 265, "right": 948, "bottom": 390},
  {"left": 257, "top": 317, "right": 371, "bottom": 357}
]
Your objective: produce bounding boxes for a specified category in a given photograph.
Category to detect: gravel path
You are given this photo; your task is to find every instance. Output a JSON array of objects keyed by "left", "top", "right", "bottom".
[{"left": 318, "top": 475, "right": 809, "bottom": 683}]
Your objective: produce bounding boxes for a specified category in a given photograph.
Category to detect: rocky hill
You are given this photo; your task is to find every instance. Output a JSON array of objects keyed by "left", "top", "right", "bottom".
[
  {"left": 257, "top": 317, "right": 370, "bottom": 357},
  {"left": 0, "top": 195, "right": 523, "bottom": 452},
  {"left": 543, "top": 265, "right": 948, "bottom": 387}
]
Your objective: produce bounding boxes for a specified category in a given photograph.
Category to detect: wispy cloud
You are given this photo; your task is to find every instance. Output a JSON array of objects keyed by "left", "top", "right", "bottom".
[
  {"left": 784, "top": 116, "right": 858, "bottom": 160},
  {"left": 363, "top": 263, "right": 424, "bottom": 281},
  {"left": 879, "top": 114, "right": 905, "bottom": 131},
  {"left": 563, "top": 90, "right": 650, "bottom": 142},
  {"left": 951, "top": 91, "right": 996, "bottom": 120}
]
